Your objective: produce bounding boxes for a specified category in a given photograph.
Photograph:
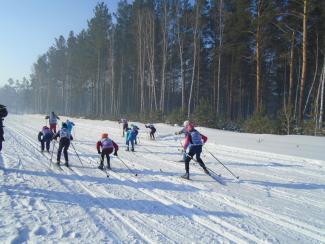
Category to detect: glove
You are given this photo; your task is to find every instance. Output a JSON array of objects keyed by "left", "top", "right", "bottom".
[
  {"left": 114, "top": 151, "right": 118, "bottom": 156},
  {"left": 98, "top": 151, "right": 101, "bottom": 154}
]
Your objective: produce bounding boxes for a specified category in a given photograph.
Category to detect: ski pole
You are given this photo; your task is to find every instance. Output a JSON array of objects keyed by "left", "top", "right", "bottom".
[
  {"left": 71, "top": 142, "right": 84, "bottom": 167},
  {"left": 207, "top": 151, "right": 239, "bottom": 179},
  {"left": 115, "top": 156, "right": 138, "bottom": 176}
]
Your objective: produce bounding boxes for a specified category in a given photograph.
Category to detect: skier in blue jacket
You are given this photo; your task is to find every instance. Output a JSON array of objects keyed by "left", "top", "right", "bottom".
[
  {"left": 126, "top": 127, "right": 137, "bottom": 152},
  {"left": 66, "top": 119, "right": 75, "bottom": 134}
]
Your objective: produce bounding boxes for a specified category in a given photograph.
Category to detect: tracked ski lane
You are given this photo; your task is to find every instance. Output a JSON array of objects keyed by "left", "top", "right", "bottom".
[
  {"left": 4, "top": 125, "right": 150, "bottom": 243},
  {"left": 4, "top": 114, "right": 325, "bottom": 243},
  {"left": 7, "top": 119, "right": 240, "bottom": 243}
]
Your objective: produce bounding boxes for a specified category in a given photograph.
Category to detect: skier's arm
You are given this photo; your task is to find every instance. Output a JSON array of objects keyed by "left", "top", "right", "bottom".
[
  {"left": 112, "top": 141, "right": 119, "bottom": 152},
  {"left": 183, "top": 134, "right": 191, "bottom": 150},
  {"left": 96, "top": 141, "right": 102, "bottom": 154},
  {"left": 53, "top": 132, "right": 60, "bottom": 140},
  {"left": 201, "top": 134, "right": 208, "bottom": 144},
  {"left": 38, "top": 132, "right": 42, "bottom": 142}
]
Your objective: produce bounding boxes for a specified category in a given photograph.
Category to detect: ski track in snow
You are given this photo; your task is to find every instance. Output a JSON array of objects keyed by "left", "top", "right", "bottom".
[{"left": 0, "top": 114, "right": 325, "bottom": 243}]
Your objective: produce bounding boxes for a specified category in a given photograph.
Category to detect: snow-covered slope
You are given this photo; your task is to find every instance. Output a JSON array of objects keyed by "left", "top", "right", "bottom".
[{"left": 0, "top": 114, "right": 324, "bottom": 243}]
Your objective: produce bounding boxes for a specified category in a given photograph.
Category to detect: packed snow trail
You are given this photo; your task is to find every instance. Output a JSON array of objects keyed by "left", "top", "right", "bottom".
[{"left": 1, "top": 114, "right": 325, "bottom": 243}]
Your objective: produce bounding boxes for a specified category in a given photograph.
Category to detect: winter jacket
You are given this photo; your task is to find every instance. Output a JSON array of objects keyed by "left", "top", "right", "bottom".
[
  {"left": 0, "top": 105, "right": 8, "bottom": 118},
  {"left": 53, "top": 128, "right": 73, "bottom": 141},
  {"left": 146, "top": 124, "right": 156, "bottom": 133},
  {"left": 0, "top": 119, "right": 4, "bottom": 142},
  {"left": 126, "top": 128, "right": 137, "bottom": 141},
  {"left": 38, "top": 128, "right": 54, "bottom": 142},
  {"left": 183, "top": 129, "right": 207, "bottom": 150},
  {"left": 45, "top": 113, "right": 60, "bottom": 125},
  {"left": 66, "top": 120, "right": 75, "bottom": 133},
  {"left": 96, "top": 138, "right": 118, "bottom": 153}
]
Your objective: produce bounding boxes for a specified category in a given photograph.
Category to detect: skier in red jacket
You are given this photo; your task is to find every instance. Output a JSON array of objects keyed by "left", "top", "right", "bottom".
[
  {"left": 96, "top": 133, "right": 119, "bottom": 170},
  {"left": 182, "top": 121, "right": 209, "bottom": 180}
]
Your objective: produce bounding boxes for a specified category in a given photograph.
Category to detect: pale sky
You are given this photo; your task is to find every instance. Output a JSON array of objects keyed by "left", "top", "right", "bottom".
[{"left": 0, "top": 0, "right": 120, "bottom": 87}]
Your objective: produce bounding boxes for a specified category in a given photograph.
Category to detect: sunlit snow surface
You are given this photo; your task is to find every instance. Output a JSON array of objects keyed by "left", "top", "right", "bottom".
[{"left": 0, "top": 114, "right": 324, "bottom": 243}]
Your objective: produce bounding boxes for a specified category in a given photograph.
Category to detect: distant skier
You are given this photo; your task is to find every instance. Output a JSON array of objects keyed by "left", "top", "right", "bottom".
[
  {"left": 38, "top": 126, "right": 54, "bottom": 153},
  {"left": 53, "top": 122, "right": 73, "bottom": 167},
  {"left": 181, "top": 121, "right": 209, "bottom": 180},
  {"left": 175, "top": 120, "right": 190, "bottom": 136},
  {"left": 176, "top": 120, "right": 190, "bottom": 162},
  {"left": 118, "top": 118, "right": 128, "bottom": 137},
  {"left": 66, "top": 119, "right": 75, "bottom": 134},
  {"left": 145, "top": 124, "right": 156, "bottom": 140},
  {"left": 0, "top": 104, "right": 8, "bottom": 152},
  {"left": 131, "top": 124, "right": 140, "bottom": 144},
  {"left": 45, "top": 112, "right": 60, "bottom": 133},
  {"left": 125, "top": 127, "right": 137, "bottom": 152},
  {"left": 96, "top": 133, "right": 119, "bottom": 170}
]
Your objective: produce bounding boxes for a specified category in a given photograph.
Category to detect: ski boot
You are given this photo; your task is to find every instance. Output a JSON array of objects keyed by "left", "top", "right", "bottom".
[
  {"left": 65, "top": 161, "right": 69, "bottom": 167},
  {"left": 131, "top": 148, "right": 134, "bottom": 152},
  {"left": 98, "top": 163, "right": 104, "bottom": 170},
  {"left": 203, "top": 167, "right": 210, "bottom": 175},
  {"left": 126, "top": 147, "right": 129, "bottom": 151},
  {"left": 181, "top": 172, "right": 190, "bottom": 180},
  {"left": 56, "top": 160, "right": 61, "bottom": 166}
]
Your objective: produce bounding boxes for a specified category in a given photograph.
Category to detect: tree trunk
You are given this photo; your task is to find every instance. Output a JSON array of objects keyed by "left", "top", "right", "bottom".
[
  {"left": 298, "top": 0, "right": 308, "bottom": 123},
  {"left": 255, "top": 0, "right": 263, "bottom": 113},
  {"left": 216, "top": 0, "right": 224, "bottom": 115},
  {"left": 188, "top": 1, "right": 200, "bottom": 118},
  {"left": 288, "top": 31, "right": 295, "bottom": 107}
]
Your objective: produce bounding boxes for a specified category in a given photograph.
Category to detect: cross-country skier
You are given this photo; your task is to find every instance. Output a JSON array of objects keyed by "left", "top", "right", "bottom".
[
  {"left": 45, "top": 112, "right": 60, "bottom": 133},
  {"left": 181, "top": 121, "right": 209, "bottom": 180},
  {"left": 118, "top": 118, "right": 128, "bottom": 137},
  {"left": 0, "top": 104, "right": 8, "bottom": 152},
  {"left": 125, "top": 127, "right": 137, "bottom": 152},
  {"left": 38, "top": 126, "right": 54, "bottom": 153},
  {"left": 53, "top": 122, "right": 73, "bottom": 167},
  {"left": 131, "top": 124, "right": 140, "bottom": 144},
  {"left": 145, "top": 124, "right": 156, "bottom": 140},
  {"left": 175, "top": 120, "right": 190, "bottom": 136},
  {"left": 66, "top": 119, "right": 75, "bottom": 134},
  {"left": 176, "top": 120, "right": 190, "bottom": 162},
  {"left": 96, "top": 133, "right": 119, "bottom": 170}
]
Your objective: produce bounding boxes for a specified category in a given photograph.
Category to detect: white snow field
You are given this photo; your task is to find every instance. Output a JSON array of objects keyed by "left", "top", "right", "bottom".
[{"left": 1, "top": 114, "right": 325, "bottom": 243}]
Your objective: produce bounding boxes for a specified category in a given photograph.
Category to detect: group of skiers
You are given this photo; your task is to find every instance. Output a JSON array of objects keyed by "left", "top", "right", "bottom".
[{"left": 1, "top": 106, "right": 208, "bottom": 180}]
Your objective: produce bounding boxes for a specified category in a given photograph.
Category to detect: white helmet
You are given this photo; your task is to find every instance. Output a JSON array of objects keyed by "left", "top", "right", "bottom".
[{"left": 183, "top": 120, "right": 189, "bottom": 127}]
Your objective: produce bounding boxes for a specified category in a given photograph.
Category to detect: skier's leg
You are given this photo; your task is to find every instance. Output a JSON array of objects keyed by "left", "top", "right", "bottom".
[
  {"left": 98, "top": 150, "right": 104, "bottom": 169},
  {"left": 57, "top": 141, "right": 64, "bottom": 163},
  {"left": 63, "top": 140, "right": 70, "bottom": 163},
  {"left": 195, "top": 146, "right": 209, "bottom": 174},
  {"left": 46, "top": 140, "right": 50, "bottom": 152},
  {"left": 106, "top": 148, "right": 113, "bottom": 169},
  {"left": 41, "top": 140, "right": 45, "bottom": 151},
  {"left": 131, "top": 140, "right": 134, "bottom": 151}
]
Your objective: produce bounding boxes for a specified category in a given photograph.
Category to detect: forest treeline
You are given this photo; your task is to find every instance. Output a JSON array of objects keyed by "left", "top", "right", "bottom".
[{"left": 1, "top": 0, "right": 325, "bottom": 135}]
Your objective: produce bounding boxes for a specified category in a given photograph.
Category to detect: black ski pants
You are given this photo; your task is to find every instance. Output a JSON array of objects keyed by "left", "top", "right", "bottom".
[
  {"left": 184, "top": 145, "right": 206, "bottom": 173},
  {"left": 41, "top": 139, "right": 51, "bottom": 151},
  {"left": 100, "top": 148, "right": 113, "bottom": 167},
  {"left": 57, "top": 138, "right": 70, "bottom": 163}
]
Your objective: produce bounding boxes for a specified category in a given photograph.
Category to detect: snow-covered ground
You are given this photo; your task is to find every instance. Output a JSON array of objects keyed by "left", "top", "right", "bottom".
[{"left": 1, "top": 114, "right": 325, "bottom": 243}]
